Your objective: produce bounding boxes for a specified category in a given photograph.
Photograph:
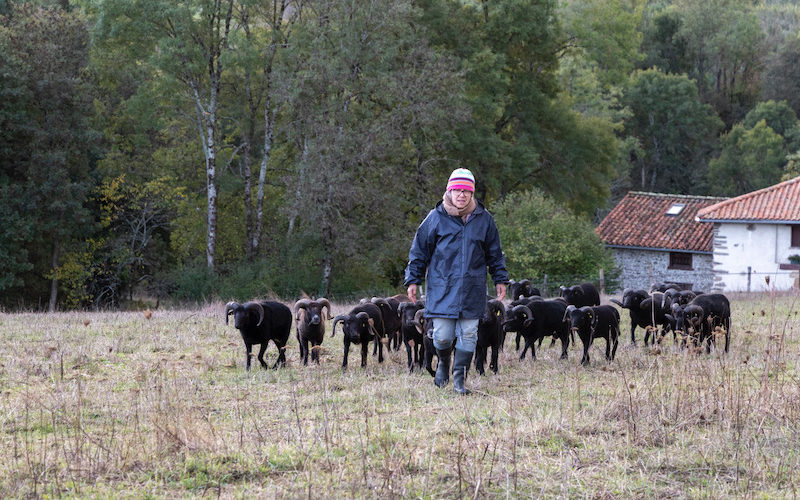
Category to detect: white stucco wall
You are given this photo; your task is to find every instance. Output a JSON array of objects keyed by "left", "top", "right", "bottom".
[{"left": 710, "top": 223, "right": 800, "bottom": 292}]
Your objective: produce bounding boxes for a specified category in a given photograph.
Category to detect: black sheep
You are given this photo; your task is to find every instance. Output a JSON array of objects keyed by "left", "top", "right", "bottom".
[
  {"left": 560, "top": 282, "right": 601, "bottom": 308},
  {"left": 414, "top": 310, "right": 452, "bottom": 378},
  {"left": 666, "top": 293, "right": 731, "bottom": 353},
  {"left": 506, "top": 295, "right": 545, "bottom": 352},
  {"left": 371, "top": 296, "right": 404, "bottom": 352},
  {"left": 610, "top": 289, "right": 672, "bottom": 345},
  {"left": 398, "top": 300, "right": 425, "bottom": 372},
  {"left": 225, "top": 301, "right": 292, "bottom": 370},
  {"left": 332, "top": 303, "right": 386, "bottom": 368},
  {"left": 508, "top": 279, "right": 541, "bottom": 301},
  {"left": 293, "top": 298, "right": 333, "bottom": 365},
  {"left": 502, "top": 299, "right": 570, "bottom": 361},
  {"left": 475, "top": 299, "right": 505, "bottom": 375},
  {"left": 564, "top": 305, "right": 620, "bottom": 365}
]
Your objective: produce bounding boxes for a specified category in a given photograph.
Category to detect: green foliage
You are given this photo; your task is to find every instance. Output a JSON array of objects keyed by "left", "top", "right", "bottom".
[
  {"left": 707, "top": 101, "right": 800, "bottom": 195},
  {"left": 742, "top": 100, "right": 800, "bottom": 151},
  {"left": 761, "top": 35, "right": 800, "bottom": 118},
  {"left": 490, "top": 190, "right": 616, "bottom": 281},
  {"left": 560, "top": 0, "right": 644, "bottom": 88},
  {"left": 416, "top": 0, "right": 620, "bottom": 214},
  {"left": 675, "top": 0, "right": 765, "bottom": 126},
  {"left": 640, "top": 8, "right": 691, "bottom": 74},
  {"left": 623, "top": 68, "right": 723, "bottom": 194},
  {"left": 783, "top": 152, "right": 800, "bottom": 181},
  {"left": 707, "top": 120, "right": 787, "bottom": 196},
  {"left": 0, "top": 3, "right": 99, "bottom": 307}
]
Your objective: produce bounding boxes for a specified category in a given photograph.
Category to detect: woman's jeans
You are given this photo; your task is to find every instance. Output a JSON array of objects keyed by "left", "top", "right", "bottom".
[{"left": 432, "top": 317, "right": 478, "bottom": 353}]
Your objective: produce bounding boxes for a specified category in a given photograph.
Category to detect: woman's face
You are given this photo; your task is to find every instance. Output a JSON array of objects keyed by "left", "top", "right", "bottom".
[{"left": 451, "top": 189, "right": 472, "bottom": 209}]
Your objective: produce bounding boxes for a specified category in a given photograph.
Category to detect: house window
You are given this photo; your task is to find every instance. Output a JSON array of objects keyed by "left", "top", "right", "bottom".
[
  {"left": 792, "top": 225, "right": 800, "bottom": 248},
  {"left": 669, "top": 252, "right": 692, "bottom": 270}
]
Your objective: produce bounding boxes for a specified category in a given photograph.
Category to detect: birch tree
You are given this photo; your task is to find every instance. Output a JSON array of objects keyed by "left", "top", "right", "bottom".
[{"left": 95, "top": 0, "right": 236, "bottom": 271}]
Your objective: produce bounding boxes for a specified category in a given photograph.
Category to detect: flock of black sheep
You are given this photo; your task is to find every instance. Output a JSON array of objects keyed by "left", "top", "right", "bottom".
[{"left": 224, "top": 279, "right": 732, "bottom": 375}]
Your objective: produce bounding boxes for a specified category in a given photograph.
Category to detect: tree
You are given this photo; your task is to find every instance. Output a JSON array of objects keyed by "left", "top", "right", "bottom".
[
  {"left": 560, "top": 0, "right": 644, "bottom": 89},
  {"left": 224, "top": 0, "right": 302, "bottom": 261},
  {"left": 94, "top": 0, "right": 236, "bottom": 271},
  {"left": 675, "top": 0, "right": 765, "bottom": 126},
  {"left": 0, "top": 4, "right": 96, "bottom": 310},
  {"left": 283, "top": 0, "right": 467, "bottom": 296},
  {"left": 707, "top": 120, "right": 786, "bottom": 196},
  {"left": 623, "top": 69, "right": 723, "bottom": 194},
  {"left": 640, "top": 8, "right": 691, "bottom": 75},
  {"left": 762, "top": 35, "right": 800, "bottom": 117},
  {"left": 741, "top": 100, "right": 800, "bottom": 152},
  {"left": 490, "top": 190, "right": 616, "bottom": 285},
  {"left": 415, "top": 0, "right": 620, "bottom": 215}
]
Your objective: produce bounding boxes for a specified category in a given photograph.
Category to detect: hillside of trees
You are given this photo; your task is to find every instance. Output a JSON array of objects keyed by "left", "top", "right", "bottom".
[{"left": 2, "top": 0, "right": 800, "bottom": 310}]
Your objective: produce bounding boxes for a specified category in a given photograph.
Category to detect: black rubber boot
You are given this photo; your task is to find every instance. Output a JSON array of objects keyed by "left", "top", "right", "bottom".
[
  {"left": 452, "top": 348, "right": 474, "bottom": 395},
  {"left": 434, "top": 346, "right": 452, "bottom": 388}
]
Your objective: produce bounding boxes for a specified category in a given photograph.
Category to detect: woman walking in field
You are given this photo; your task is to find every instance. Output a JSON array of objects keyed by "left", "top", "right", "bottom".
[{"left": 404, "top": 168, "right": 509, "bottom": 395}]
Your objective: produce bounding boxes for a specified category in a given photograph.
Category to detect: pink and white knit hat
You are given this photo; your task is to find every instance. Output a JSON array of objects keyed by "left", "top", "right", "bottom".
[{"left": 446, "top": 168, "right": 475, "bottom": 192}]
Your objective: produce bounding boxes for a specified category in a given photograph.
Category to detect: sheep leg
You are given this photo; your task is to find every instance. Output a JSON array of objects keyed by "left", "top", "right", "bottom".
[
  {"left": 724, "top": 317, "right": 730, "bottom": 353},
  {"left": 361, "top": 342, "right": 369, "bottom": 368},
  {"left": 424, "top": 338, "right": 435, "bottom": 376},
  {"left": 414, "top": 342, "right": 424, "bottom": 370},
  {"left": 245, "top": 343, "right": 253, "bottom": 371},
  {"left": 475, "top": 346, "right": 485, "bottom": 375},
  {"left": 377, "top": 337, "right": 384, "bottom": 364},
  {"left": 580, "top": 333, "right": 591, "bottom": 365},
  {"left": 257, "top": 344, "right": 269, "bottom": 369},
  {"left": 519, "top": 337, "right": 532, "bottom": 360},
  {"left": 490, "top": 343, "right": 499, "bottom": 374},
  {"left": 272, "top": 339, "right": 286, "bottom": 369},
  {"left": 405, "top": 340, "right": 414, "bottom": 371},
  {"left": 610, "top": 332, "right": 619, "bottom": 361},
  {"left": 560, "top": 333, "right": 569, "bottom": 360},
  {"left": 629, "top": 322, "right": 637, "bottom": 344},
  {"left": 342, "top": 340, "right": 351, "bottom": 369},
  {"left": 515, "top": 332, "right": 522, "bottom": 351},
  {"left": 299, "top": 339, "right": 309, "bottom": 366}
]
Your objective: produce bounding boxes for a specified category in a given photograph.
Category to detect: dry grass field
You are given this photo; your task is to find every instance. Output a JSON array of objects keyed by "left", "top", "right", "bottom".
[{"left": 1, "top": 292, "right": 799, "bottom": 498}]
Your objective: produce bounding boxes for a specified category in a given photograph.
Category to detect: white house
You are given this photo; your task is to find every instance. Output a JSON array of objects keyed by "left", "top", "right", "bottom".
[{"left": 696, "top": 176, "right": 800, "bottom": 292}]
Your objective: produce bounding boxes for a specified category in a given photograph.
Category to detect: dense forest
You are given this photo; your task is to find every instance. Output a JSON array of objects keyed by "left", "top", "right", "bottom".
[{"left": 2, "top": 0, "right": 800, "bottom": 310}]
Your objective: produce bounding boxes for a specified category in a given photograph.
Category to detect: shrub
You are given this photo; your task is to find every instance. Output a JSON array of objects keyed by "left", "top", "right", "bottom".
[{"left": 490, "top": 190, "right": 617, "bottom": 283}]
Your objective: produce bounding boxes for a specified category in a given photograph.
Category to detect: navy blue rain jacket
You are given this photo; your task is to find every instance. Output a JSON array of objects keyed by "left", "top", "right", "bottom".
[{"left": 404, "top": 200, "right": 509, "bottom": 319}]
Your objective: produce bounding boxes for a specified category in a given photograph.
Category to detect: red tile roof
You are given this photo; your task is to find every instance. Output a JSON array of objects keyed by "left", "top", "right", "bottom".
[
  {"left": 696, "top": 176, "right": 800, "bottom": 222},
  {"left": 595, "top": 192, "right": 727, "bottom": 253}
]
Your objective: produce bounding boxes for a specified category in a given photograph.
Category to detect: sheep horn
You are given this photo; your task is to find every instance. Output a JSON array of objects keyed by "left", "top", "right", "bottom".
[
  {"left": 245, "top": 302, "right": 265, "bottom": 326},
  {"left": 316, "top": 298, "right": 333, "bottom": 320},
  {"left": 512, "top": 304, "right": 533, "bottom": 321},
  {"left": 413, "top": 308, "right": 425, "bottom": 334},
  {"left": 563, "top": 304, "right": 576, "bottom": 322},
  {"left": 225, "top": 302, "right": 240, "bottom": 325},
  {"left": 331, "top": 314, "right": 347, "bottom": 337},
  {"left": 294, "top": 299, "right": 312, "bottom": 321},
  {"left": 367, "top": 317, "right": 379, "bottom": 338}
]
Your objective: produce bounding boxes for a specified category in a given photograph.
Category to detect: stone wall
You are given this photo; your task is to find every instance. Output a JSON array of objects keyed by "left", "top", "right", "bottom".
[{"left": 610, "top": 248, "right": 715, "bottom": 292}]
